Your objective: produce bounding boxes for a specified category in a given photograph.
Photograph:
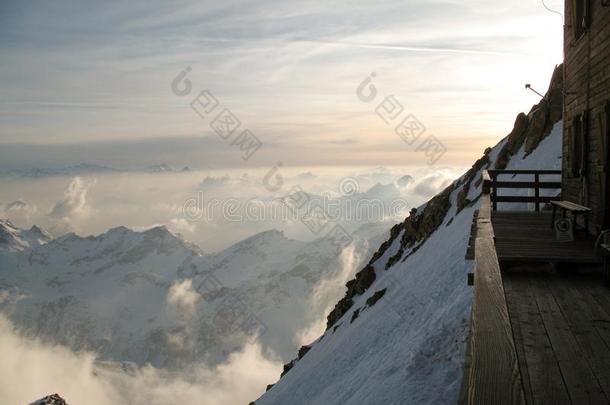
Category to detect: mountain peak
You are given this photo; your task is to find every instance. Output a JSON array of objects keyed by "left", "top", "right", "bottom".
[
  {"left": 242, "top": 229, "right": 286, "bottom": 243},
  {"left": 27, "top": 394, "right": 68, "bottom": 405},
  {"left": 106, "top": 225, "right": 131, "bottom": 235},
  {"left": 0, "top": 219, "right": 51, "bottom": 252},
  {"left": 221, "top": 229, "right": 291, "bottom": 256},
  {"left": 141, "top": 225, "right": 178, "bottom": 240},
  {"left": 29, "top": 225, "right": 53, "bottom": 240},
  {"left": 146, "top": 163, "right": 174, "bottom": 173}
]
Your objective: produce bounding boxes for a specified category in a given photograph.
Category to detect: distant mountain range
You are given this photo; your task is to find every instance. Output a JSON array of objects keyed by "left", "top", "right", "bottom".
[
  {"left": 0, "top": 218, "right": 388, "bottom": 370},
  {"left": 0, "top": 163, "right": 191, "bottom": 177}
]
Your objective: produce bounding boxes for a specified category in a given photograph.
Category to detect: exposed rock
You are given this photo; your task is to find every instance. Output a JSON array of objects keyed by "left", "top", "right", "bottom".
[
  {"left": 385, "top": 184, "right": 454, "bottom": 269},
  {"left": 280, "top": 359, "right": 297, "bottom": 377},
  {"left": 298, "top": 344, "right": 311, "bottom": 359},
  {"left": 495, "top": 112, "right": 529, "bottom": 169},
  {"left": 265, "top": 344, "right": 312, "bottom": 388},
  {"left": 27, "top": 394, "right": 68, "bottom": 405},
  {"left": 365, "top": 288, "right": 387, "bottom": 308},
  {"left": 350, "top": 308, "right": 361, "bottom": 323},
  {"left": 524, "top": 66, "right": 563, "bottom": 154},
  {"left": 456, "top": 153, "right": 491, "bottom": 214},
  {"left": 326, "top": 296, "right": 354, "bottom": 329},
  {"left": 367, "top": 222, "right": 403, "bottom": 264},
  {"left": 326, "top": 264, "right": 375, "bottom": 329}
]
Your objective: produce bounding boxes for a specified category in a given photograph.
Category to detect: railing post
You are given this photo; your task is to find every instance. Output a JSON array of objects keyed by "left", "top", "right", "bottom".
[
  {"left": 492, "top": 173, "right": 498, "bottom": 212},
  {"left": 482, "top": 170, "right": 491, "bottom": 195},
  {"left": 480, "top": 170, "right": 561, "bottom": 212},
  {"left": 534, "top": 173, "right": 540, "bottom": 212}
]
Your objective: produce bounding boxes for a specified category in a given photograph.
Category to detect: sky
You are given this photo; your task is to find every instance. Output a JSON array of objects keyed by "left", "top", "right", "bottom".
[{"left": 0, "top": 0, "right": 564, "bottom": 169}]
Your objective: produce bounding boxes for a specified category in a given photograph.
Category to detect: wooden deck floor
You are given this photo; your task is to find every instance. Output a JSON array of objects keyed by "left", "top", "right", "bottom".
[
  {"left": 492, "top": 211, "right": 600, "bottom": 263},
  {"left": 504, "top": 272, "right": 610, "bottom": 405}
]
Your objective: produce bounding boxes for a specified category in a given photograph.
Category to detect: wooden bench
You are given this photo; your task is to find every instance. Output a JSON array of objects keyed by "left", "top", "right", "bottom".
[{"left": 550, "top": 200, "right": 592, "bottom": 236}]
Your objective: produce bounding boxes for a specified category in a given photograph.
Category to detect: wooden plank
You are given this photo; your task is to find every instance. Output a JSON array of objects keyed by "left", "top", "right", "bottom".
[
  {"left": 588, "top": 283, "right": 610, "bottom": 318},
  {"left": 552, "top": 279, "right": 610, "bottom": 401},
  {"left": 491, "top": 211, "right": 600, "bottom": 263},
  {"left": 488, "top": 170, "right": 562, "bottom": 175},
  {"left": 492, "top": 196, "right": 556, "bottom": 204},
  {"left": 551, "top": 200, "right": 593, "bottom": 212},
  {"left": 504, "top": 275, "right": 571, "bottom": 405},
  {"left": 467, "top": 193, "right": 525, "bottom": 405},
  {"left": 533, "top": 278, "right": 608, "bottom": 405},
  {"left": 585, "top": 283, "right": 610, "bottom": 350},
  {"left": 493, "top": 181, "right": 562, "bottom": 189},
  {"left": 503, "top": 276, "right": 533, "bottom": 405}
]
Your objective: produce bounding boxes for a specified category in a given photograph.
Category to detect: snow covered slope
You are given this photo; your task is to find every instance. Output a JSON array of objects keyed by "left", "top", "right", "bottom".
[{"left": 255, "top": 65, "right": 564, "bottom": 405}]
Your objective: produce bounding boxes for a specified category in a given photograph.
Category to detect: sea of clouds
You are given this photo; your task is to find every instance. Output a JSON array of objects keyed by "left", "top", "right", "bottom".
[{"left": 0, "top": 165, "right": 460, "bottom": 252}]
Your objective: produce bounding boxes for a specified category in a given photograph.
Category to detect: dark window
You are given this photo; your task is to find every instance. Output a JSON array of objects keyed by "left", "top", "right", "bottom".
[
  {"left": 571, "top": 112, "right": 589, "bottom": 177},
  {"left": 573, "top": 0, "right": 591, "bottom": 39}
]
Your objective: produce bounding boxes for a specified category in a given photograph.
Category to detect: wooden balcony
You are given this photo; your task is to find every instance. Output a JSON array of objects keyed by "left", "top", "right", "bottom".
[
  {"left": 493, "top": 211, "right": 599, "bottom": 264},
  {"left": 461, "top": 170, "right": 609, "bottom": 405}
]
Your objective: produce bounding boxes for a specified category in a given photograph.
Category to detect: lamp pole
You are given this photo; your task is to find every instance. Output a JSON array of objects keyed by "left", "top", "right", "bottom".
[{"left": 525, "top": 84, "right": 545, "bottom": 98}]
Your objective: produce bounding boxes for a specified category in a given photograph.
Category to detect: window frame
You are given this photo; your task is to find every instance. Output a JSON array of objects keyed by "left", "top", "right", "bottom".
[
  {"left": 572, "top": 112, "right": 589, "bottom": 178},
  {"left": 572, "top": 0, "right": 591, "bottom": 40}
]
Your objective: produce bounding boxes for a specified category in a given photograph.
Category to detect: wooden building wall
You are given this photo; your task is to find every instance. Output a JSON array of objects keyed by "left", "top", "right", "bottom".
[{"left": 563, "top": 0, "right": 610, "bottom": 231}]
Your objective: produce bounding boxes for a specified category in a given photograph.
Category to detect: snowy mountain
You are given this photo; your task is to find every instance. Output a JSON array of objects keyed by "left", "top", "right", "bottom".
[
  {"left": 146, "top": 163, "right": 175, "bottom": 173},
  {"left": 0, "top": 220, "right": 387, "bottom": 370},
  {"left": 0, "top": 162, "right": 194, "bottom": 178},
  {"left": 0, "top": 219, "right": 52, "bottom": 252},
  {"left": 253, "top": 65, "right": 564, "bottom": 404},
  {"left": 0, "top": 163, "right": 119, "bottom": 178}
]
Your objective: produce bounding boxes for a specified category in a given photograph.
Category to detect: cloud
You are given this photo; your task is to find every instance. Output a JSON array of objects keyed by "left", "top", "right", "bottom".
[
  {"left": 412, "top": 173, "right": 454, "bottom": 197},
  {"left": 0, "top": 313, "right": 282, "bottom": 405},
  {"left": 167, "top": 279, "right": 201, "bottom": 314},
  {"left": 0, "top": 314, "right": 117, "bottom": 405},
  {"left": 396, "top": 175, "right": 414, "bottom": 187},
  {"left": 47, "top": 177, "right": 95, "bottom": 234},
  {"left": 1, "top": 199, "right": 37, "bottom": 224},
  {"left": 49, "top": 177, "right": 93, "bottom": 220},
  {"left": 169, "top": 217, "right": 196, "bottom": 234}
]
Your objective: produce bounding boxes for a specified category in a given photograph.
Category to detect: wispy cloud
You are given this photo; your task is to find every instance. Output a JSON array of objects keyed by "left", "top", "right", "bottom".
[
  {"left": 0, "top": 0, "right": 563, "bottom": 167},
  {"left": 293, "top": 38, "right": 512, "bottom": 55}
]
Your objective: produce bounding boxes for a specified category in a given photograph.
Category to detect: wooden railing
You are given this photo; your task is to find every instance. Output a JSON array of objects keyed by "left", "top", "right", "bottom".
[
  {"left": 482, "top": 169, "right": 562, "bottom": 212},
  {"left": 460, "top": 173, "right": 526, "bottom": 405}
]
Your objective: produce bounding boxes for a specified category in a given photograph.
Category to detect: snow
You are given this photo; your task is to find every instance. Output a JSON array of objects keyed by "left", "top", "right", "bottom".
[
  {"left": 497, "top": 121, "right": 563, "bottom": 211},
  {"left": 256, "top": 122, "right": 563, "bottom": 405},
  {"left": 0, "top": 219, "right": 52, "bottom": 252},
  {"left": 0, "top": 218, "right": 388, "bottom": 369}
]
